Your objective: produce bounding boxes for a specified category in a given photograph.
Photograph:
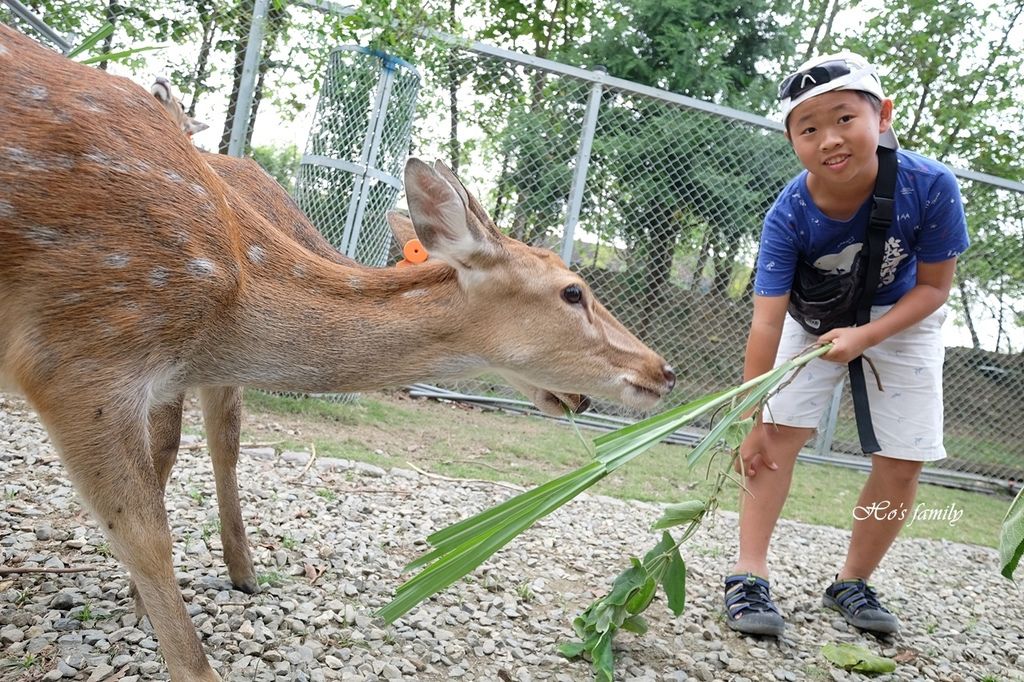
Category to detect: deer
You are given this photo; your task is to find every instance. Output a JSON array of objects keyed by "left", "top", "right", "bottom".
[
  {"left": 0, "top": 24, "right": 675, "bottom": 682},
  {"left": 146, "top": 77, "right": 600, "bottom": 597}
]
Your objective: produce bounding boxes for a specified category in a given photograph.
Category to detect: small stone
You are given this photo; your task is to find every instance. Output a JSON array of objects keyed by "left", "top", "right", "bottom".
[{"left": 86, "top": 665, "right": 115, "bottom": 682}]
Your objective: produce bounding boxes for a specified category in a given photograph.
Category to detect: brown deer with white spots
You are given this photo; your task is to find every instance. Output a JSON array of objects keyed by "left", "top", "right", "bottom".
[
  {"left": 0, "top": 24, "right": 675, "bottom": 682},
  {"left": 146, "top": 78, "right": 605, "bottom": 598}
]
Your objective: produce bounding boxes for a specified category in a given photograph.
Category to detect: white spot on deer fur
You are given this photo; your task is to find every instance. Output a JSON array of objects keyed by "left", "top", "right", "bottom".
[
  {"left": 348, "top": 277, "right": 363, "bottom": 290},
  {"left": 106, "top": 254, "right": 129, "bottom": 268},
  {"left": 149, "top": 268, "right": 170, "bottom": 288},
  {"left": 26, "top": 225, "right": 60, "bottom": 244},
  {"left": 402, "top": 289, "right": 429, "bottom": 299},
  {"left": 75, "top": 94, "right": 104, "bottom": 113},
  {"left": 26, "top": 85, "right": 47, "bottom": 101},
  {"left": 164, "top": 171, "right": 183, "bottom": 183},
  {"left": 0, "top": 44, "right": 8, "bottom": 58},
  {"left": 0, "top": 200, "right": 14, "bottom": 218},
  {"left": 84, "top": 150, "right": 111, "bottom": 166},
  {"left": 186, "top": 258, "right": 216, "bottom": 277},
  {"left": 189, "top": 183, "right": 207, "bottom": 197},
  {"left": 246, "top": 245, "right": 266, "bottom": 265},
  {"left": 5, "top": 147, "right": 71, "bottom": 171},
  {"left": 292, "top": 263, "right": 307, "bottom": 278}
]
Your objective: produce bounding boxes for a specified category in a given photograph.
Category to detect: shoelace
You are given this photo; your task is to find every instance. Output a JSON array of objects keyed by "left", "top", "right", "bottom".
[
  {"left": 726, "top": 575, "right": 780, "bottom": 616},
  {"left": 833, "top": 581, "right": 888, "bottom": 614}
]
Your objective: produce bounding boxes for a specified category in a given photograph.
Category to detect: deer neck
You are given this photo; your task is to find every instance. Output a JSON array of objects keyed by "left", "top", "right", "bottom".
[{"left": 203, "top": 228, "right": 487, "bottom": 392}]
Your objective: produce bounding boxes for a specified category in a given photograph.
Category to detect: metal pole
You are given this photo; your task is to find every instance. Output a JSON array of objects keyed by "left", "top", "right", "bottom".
[
  {"left": 3, "top": 0, "right": 72, "bottom": 53},
  {"left": 344, "top": 55, "right": 397, "bottom": 262},
  {"left": 227, "top": 0, "right": 269, "bottom": 158},
  {"left": 815, "top": 380, "right": 845, "bottom": 457},
  {"left": 561, "top": 67, "right": 606, "bottom": 265}
]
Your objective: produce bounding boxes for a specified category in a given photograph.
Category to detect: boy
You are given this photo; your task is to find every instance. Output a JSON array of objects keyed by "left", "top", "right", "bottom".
[{"left": 723, "top": 52, "right": 969, "bottom": 637}]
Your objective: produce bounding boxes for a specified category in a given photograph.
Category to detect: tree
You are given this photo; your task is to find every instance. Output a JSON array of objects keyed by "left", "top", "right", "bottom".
[
  {"left": 557, "top": 0, "right": 793, "bottom": 333},
  {"left": 840, "top": 0, "right": 1024, "bottom": 350}
]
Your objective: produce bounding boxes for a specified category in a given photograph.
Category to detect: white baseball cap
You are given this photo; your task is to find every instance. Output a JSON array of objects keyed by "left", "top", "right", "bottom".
[{"left": 778, "top": 51, "right": 899, "bottom": 149}]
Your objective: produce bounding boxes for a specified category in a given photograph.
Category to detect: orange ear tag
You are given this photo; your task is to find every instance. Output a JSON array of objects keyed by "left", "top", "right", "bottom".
[
  {"left": 396, "top": 239, "right": 429, "bottom": 268},
  {"left": 403, "top": 239, "right": 428, "bottom": 263}
]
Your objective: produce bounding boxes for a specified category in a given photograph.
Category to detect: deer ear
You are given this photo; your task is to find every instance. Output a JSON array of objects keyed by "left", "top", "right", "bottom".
[
  {"left": 185, "top": 118, "right": 209, "bottom": 135},
  {"left": 151, "top": 77, "right": 172, "bottom": 103},
  {"left": 403, "top": 157, "right": 498, "bottom": 268},
  {"left": 386, "top": 210, "right": 417, "bottom": 248}
]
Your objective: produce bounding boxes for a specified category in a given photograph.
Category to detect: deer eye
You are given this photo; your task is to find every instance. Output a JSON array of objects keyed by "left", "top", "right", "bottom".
[{"left": 562, "top": 284, "right": 583, "bottom": 305}]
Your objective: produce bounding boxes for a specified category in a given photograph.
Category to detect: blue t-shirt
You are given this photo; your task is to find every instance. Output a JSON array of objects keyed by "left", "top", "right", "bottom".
[{"left": 754, "top": 150, "right": 970, "bottom": 305}]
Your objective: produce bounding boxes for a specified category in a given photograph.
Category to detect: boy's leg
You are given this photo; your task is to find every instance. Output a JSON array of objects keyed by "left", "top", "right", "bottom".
[
  {"left": 732, "top": 424, "right": 815, "bottom": 578},
  {"left": 824, "top": 305, "right": 946, "bottom": 635},
  {"left": 838, "top": 454, "right": 923, "bottom": 580}
]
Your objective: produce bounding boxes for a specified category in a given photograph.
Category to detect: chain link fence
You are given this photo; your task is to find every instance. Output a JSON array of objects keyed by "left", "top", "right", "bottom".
[
  {"left": 412, "top": 41, "right": 1024, "bottom": 492},
  {"left": 296, "top": 46, "right": 419, "bottom": 266},
  {"left": 5, "top": 2, "right": 1021, "bottom": 491}
]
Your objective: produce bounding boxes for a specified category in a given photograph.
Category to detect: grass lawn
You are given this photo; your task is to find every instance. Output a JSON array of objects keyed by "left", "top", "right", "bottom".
[{"left": 240, "top": 389, "right": 1012, "bottom": 549}]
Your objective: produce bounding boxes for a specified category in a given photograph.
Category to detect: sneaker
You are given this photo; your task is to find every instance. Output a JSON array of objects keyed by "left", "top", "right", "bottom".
[
  {"left": 724, "top": 573, "right": 785, "bottom": 636},
  {"left": 823, "top": 577, "right": 900, "bottom": 635}
]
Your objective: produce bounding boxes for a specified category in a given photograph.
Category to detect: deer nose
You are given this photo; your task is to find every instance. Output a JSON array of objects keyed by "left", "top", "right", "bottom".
[{"left": 662, "top": 365, "right": 676, "bottom": 392}]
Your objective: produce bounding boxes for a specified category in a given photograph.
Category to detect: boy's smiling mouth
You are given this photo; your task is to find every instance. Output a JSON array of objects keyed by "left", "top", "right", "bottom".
[{"left": 824, "top": 153, "right": 850, "bottom": 167}]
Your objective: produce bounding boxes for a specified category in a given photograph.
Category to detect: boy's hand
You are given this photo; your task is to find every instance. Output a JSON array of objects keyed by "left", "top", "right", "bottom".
[
  {"left": 736, "top": 425, "right": 778, "bottom": 478},
  {"left": 818, "top": 325, "right": 875, "bottom": 363}
]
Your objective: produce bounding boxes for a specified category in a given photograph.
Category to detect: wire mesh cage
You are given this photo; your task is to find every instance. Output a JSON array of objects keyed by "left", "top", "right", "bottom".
[{"left": 295, "top": 45, "right": 420, "bottom": 267}]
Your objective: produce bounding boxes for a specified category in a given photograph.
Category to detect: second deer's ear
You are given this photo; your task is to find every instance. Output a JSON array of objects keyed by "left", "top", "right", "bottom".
[
  {"left": 386, "top": 210, "right": 417, "bottom": 248},
  {"left": 402, "top": 158, "right": 499, "bottom": 269},
  {"left": 185, "top": 118, "right": 210, "bottom": 135}
]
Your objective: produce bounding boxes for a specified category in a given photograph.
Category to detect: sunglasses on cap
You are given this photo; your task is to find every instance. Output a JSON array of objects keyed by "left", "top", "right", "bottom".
[{"left": 778, "top": 59, "right": 859, "bottom": 100}]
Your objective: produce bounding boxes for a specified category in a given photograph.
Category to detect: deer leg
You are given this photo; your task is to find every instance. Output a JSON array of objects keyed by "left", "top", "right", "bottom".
[
  {"left": 199, "top": 386, "right": 259, "bottom": 594},
  {"left": 131, "top": 393, "right": 187, "bottom": 618},
  {"left": 33, "top": 394, "right": 219, "bottom": 682}
]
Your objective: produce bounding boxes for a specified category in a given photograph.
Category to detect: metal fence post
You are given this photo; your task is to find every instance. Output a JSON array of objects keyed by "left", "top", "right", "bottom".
[
  {"left": 227, "top": 0, "right": 269, "bottom": 158},
  {"left": 340, "top": 50, "right": 397, "bottom": 258},
  {"left": 815, "top": 380, "right": 845, "bottom": 457},
  {"left": 3, "top": 0, "right": 72, "bottom": 52},
  {"left": 560, "top": 67, "right": 606, "bottom": 266}
]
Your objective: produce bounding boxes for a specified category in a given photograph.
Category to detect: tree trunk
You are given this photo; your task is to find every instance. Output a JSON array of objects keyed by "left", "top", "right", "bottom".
[
  {"left": 711, "top": 228, "right": 741, "bottom": 297},
  {"left": 187, "top": 0, "right": 217, "bottom": 117},
  {"left": 218, "top": 1, "right": 253, "bottom": 154},
  {"left": 97, "top": 0, "right": 117, "bottom": 71},
  {"left": 219, "top": 0, "right": 286, "bottom": 153},
  {"left": 956, "top": 269, "right": 981, "bottom": 350},
  {"left": 690, "top": 227, "right": 712, "bottom": 291},
  {"left": 635, "top": 204, "right": 678, "bottom": 337}
]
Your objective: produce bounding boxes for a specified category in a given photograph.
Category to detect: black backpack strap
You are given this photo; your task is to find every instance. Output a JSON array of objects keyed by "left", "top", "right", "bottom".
[{"left": 849, "top": 147, "right": 897, "bottom": 454}]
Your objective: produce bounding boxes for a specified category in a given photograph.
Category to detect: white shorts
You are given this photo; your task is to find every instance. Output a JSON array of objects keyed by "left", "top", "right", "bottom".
[{"left": 764, "top": 305, "right": 948, "bottom": 462}]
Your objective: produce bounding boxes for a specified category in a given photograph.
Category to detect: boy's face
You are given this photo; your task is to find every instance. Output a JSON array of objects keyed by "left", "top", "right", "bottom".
[{"left": 784, "top": 90, "right": 894, "bottom": 188}]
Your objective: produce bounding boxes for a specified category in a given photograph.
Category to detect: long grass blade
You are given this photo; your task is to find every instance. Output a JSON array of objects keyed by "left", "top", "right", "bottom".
[
  {"left": 67, "top": 22, "right": 113, "bottom": 58},
  {"left": 381, "top": 345, "right": 833, "bottom": 623},
  {"left": 424, "top": 461, "right": 605, "bottom": 549}
]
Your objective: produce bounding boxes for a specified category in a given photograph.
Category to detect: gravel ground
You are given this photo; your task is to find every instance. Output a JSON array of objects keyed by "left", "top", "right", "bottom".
[{"left": 1, "top": 393, "right": 1021, "bottom": 682}]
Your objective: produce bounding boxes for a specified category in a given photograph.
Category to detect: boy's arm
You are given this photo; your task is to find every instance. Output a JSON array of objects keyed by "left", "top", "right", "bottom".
[
  {"left": 744, "top": 294, "right": 790, "bottom": 382},
  {"left": 818, "top": 257, "right": 957, "bottom": 364},
  {"left": 738, "top": 293, "right": 790, "bottom": 476}
]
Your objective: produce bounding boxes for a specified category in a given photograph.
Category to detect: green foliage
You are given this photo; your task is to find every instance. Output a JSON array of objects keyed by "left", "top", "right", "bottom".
[
  {"left": 249, "top": 143, "right": 300, "bottom": 194},
  {"left": 68, "top": 21, "right": 166, "bottom": 65},
  {"left": 999, "top": 486, "right": 1024, "bottom": 580},
  {"left": 560, "top": 531, "right": 687, "bottom": 680},
  {"left": 821, "top": 642, "right": 896, "bottom": 673},
  {"left": 842, "top": 0, "right": 1024, "bottom": 177},
  {"left": 377, "top": 345, "right": 831, "bottom": 625}
]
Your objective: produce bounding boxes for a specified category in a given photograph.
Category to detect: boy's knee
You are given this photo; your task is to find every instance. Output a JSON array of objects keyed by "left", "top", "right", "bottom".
[{"left": 872, "top": 455, "right": 923, "bottom": 484}]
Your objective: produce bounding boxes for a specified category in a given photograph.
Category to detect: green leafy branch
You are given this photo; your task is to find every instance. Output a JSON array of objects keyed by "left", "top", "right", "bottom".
[
  {"left": 377, "top": 344, "right": 832, "bottom": 625},
  {"left": 68, "top": 22, "right": 166, "bottom": 65},
  {"left": 558, "top": 417, "right": 749, "bottom": 681}
]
